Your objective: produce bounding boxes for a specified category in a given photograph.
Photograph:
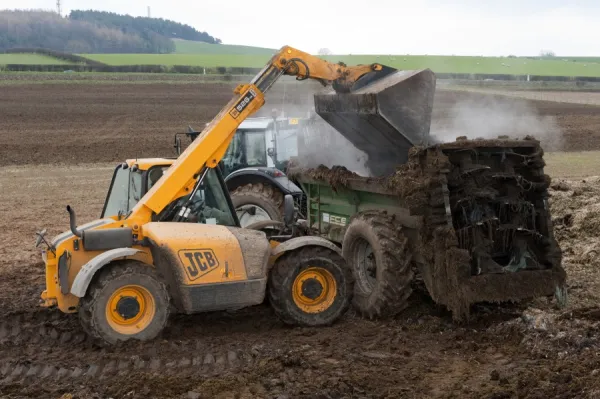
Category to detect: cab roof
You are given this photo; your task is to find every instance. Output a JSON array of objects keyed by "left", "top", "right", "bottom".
[
  {"left": 238, "top": 118, "right": 273, "bottom": 130},
  {"left": 238, "top": 116, "right": 306, "bottom": 130},
  {"left": 125, "top": 158, "right": 175, "bottom": 170}
]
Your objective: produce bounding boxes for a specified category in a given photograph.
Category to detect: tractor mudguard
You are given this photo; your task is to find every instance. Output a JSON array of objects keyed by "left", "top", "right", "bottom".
[
  {"left": 70, "top": 248, "right": 142, "bottom": 297},
  {"left": 225, "top": 168, "right": 303, "bottom": 194},
  {"left": 270, "top": 236, "right": 342, "bottom": 265}
]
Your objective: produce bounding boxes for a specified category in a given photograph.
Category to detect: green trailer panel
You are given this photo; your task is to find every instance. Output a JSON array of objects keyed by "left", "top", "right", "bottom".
[{"left": 298, "top": 177, "right": 421, "bottom": 244}]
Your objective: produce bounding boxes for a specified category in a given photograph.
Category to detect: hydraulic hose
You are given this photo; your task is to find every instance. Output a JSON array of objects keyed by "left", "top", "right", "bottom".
[{"left": 284, "top": 58, "right": 310, "bottom": 81}]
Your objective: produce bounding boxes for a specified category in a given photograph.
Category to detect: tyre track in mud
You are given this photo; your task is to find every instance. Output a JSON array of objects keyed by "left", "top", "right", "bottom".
[
  {"left": 2, "top": 295, "right": 600, "bottom": 397},
  {"left": 0, "top": 347, "right": 252, "bottom": 384},
  {"left": 0, "top": 306, "right": 284, "bottom": 387}
]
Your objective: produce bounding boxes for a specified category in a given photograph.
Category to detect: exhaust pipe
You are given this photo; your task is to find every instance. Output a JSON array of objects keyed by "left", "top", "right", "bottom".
[{"left": 66, "top": 205, "right": 82, "bottom": 237}]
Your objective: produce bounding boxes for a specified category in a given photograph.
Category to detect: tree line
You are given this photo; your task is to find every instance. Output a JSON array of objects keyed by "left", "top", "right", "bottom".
[
  {"left": 0, "top": 9, "right": 221, "bottom": 54},
  {"left": 69, "top": 10, "right": 220, "bottom": 44}
]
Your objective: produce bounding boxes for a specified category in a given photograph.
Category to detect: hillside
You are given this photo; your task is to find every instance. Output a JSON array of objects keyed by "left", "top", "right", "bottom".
[
  {"left": 0, "top": 9, "right": 220, "bottom": 54},
  {"left": 69, "top": 10, "right": 220, "bottom": 44}
]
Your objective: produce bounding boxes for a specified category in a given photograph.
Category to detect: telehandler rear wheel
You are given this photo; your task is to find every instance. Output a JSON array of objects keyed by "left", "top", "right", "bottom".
[
  {"left": 342, "top": 211, "right": 414, "bottom": 319},
  {"left": 78, "top": 261, "right": 170, "bottom": 346},
  {"left": 268, "top": 247, "right": 353, "bottom": 326}
]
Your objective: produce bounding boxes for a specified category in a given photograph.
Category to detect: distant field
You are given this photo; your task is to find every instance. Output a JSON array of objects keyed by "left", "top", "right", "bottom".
[
  {"left": 0, "top": 53, "right": 69, "bottom": 65},
  {"left": 566, "top": 57, "right": 600, "bottom": 63},
  {"left": 82, "top": 53, "right": 267, "bottom": 68},
  {"left": 545, "top": 151, "right": 600, "bottom": 178},
  {"left": 79, "top": 54, "right": 600, "bottom": 77},
  {"left": 173, "top": 39, "right": 274, "bottom": 55},
  {"left": 2, "top": 42, "right": 600, "bottom": 77}
]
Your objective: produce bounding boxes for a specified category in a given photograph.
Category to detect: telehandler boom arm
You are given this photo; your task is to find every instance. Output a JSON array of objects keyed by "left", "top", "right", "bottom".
[{"left": 127, "top": 46, "right": 390, "bottom": 224}]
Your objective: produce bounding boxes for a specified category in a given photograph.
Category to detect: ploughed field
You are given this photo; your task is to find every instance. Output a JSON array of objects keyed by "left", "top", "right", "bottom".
[
  {"left": 0, "top": 81, "right": 599, "bottom": 398},
  {"left": 2, "top": 81, "right": 600, "bottom": 166}
]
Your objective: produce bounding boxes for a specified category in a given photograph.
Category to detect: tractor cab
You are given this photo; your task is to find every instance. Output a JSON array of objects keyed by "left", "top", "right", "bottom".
[
  {"left": 221, "top": 116, "right": 306, "bottom": 176},
  {"left": 174, "top": 116, "right": 310, "bottom": 176}
]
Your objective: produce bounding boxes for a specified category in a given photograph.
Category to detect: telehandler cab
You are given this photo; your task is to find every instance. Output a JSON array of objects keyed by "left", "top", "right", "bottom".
[{"left": 35, "top": 45, "right": 435, "bottom": 345}]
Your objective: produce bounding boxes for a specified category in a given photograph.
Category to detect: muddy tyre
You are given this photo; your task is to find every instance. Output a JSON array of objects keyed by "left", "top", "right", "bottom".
[
  {"left": 268, "top": 247, "right": 353, "bottom": 326},
  {"left": 231, "top": 183, "right": 284, "bottom": 227},
  {"left": 78, "top": 261, "right": 170, "bottom": 346},
  {"left": 342, "top": 211, "right": 414, "bottom": 319}
]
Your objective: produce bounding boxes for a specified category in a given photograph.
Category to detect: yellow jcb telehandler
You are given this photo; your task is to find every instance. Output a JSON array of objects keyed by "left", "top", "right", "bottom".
[{"left": 34, "top": 46, "right": 435, "bottom": 345}]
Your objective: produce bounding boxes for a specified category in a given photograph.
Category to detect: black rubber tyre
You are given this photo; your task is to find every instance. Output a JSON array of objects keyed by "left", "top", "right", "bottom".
[
  {"left": 231, "top": 183, "right": 284, "bottom": 226},
  {"left": 342, "top": 211, "right": 414, "bottom": 319},
  {"left": 268, "top": 247, "right": 353, "bottom": 327},
  {"left": 78, "top": 261, "right": 171, "bottom": 346}
]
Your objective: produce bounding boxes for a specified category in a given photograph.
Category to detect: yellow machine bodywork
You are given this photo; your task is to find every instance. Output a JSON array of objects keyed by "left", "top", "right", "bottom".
[
  {"left": 144, "top": 223, "right": 249, "bottom": 285},
  {"left": 143, "top": 222, "right": 271, "bottom": 313},
  {"left": 42, "top": 221, "right": 152, "bottom": 312}
]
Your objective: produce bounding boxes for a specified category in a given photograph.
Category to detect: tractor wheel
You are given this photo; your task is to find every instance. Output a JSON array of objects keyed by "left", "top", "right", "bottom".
[
  {"left": 231, "top": 183, "right": 284, "bottom": 228},
  {"left": 268, "top": 247, "right": 353, "bottom": 326},
  {"left": 342, "top": 211, "right": 414, "bottom": 319},
  {"left": 78, "top": 261, "right": 170, "bottom": 346}
]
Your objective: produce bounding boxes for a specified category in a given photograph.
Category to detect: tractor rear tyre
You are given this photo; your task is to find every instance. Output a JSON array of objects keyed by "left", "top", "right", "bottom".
[
  {"left": 78, "top": 261, "right": 170, "bottom": 346},
  {"left": 268, "top": 247, "right": 353, "bottom": 326},
  {"left": 342, "top": 211, "right": 414, "bottom": 319},
  {"left": 231, "top": 183, "right": 284, "bottom": 227}
]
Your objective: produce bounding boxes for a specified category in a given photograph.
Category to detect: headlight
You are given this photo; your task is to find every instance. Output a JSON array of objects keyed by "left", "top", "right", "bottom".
[{"left": 41, "top": 250, "right": 47, "bottom": 262}]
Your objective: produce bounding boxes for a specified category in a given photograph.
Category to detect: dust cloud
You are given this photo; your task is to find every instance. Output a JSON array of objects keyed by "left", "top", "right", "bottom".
[
  {"left": 430, "top": 95, "right": 564, "bottom": 151},
  {"left": 266, "top": 81, "right": 372, "bottom": 176},
  {"left": 294, "top": 116, "right": 371, "bottom": 176}
]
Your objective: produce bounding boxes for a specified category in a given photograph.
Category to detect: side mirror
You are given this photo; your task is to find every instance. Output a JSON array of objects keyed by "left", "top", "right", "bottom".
[
  {"left": 283, "top": 194, "right": 294, "bottom": 226},
  {"left": 267, "top": 148, "right": 275, "bottom": 157},
  {"left": 174, "top": 136, "right": 182, "bottom": 155}
]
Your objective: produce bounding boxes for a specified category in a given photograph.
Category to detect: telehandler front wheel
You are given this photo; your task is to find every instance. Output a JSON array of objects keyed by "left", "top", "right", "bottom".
[
  {"left": 78, "top": 261, "right": 170, "bottom": 346},
  {"left": 268, "top": 247, "right": 353, "bottom": 327}
]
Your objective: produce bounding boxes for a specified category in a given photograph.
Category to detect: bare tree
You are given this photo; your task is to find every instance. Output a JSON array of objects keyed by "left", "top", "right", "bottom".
[
  {"left": 318, "top": 48, "right": 332, "bottom": 56},
  {"left": 540, "top": 50, "right": 556, "bottom": 58}
]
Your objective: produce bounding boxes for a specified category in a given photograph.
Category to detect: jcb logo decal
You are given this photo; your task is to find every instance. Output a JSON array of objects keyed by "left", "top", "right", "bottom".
[
  {"left": 178, "top": 249, "right": 219, "bottom": 281},
  {"left": 229, "top": 89, "right": 257, "bottom": 119}
]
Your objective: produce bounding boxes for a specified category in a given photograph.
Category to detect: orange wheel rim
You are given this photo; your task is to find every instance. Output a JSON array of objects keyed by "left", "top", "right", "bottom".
[
  {"left": 105, "top": 285, "right": 155, "bottom": 335},
  {"left": 292, "top": 267, "right": 337, "bottom": 314}
]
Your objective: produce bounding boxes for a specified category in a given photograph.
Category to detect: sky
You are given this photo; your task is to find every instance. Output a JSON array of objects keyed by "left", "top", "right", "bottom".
[{"left": 4, "top": 0, "right": 600, "bottom": 56}]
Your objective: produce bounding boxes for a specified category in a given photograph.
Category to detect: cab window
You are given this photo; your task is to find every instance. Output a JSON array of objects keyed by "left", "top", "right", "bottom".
[
  {"left": 244, "top": 131, "right": 267, "bottom": 166},
  {"left": 147, "top": 166, "right": 169, "bottom": 191},
  {"left": 102, "top": 164, "right": 142, "bottom": 218},
  {"left": 185, "top": 168, "right": 237, "bottom": 227}
]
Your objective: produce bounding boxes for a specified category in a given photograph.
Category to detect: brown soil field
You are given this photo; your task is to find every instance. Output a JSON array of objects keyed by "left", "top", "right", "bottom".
[
  {"left": 0, "top": 82, "right": 599, "bottom": 398},
  {"left": 1, "top": 82, "right": 600, "bottom": 166}
]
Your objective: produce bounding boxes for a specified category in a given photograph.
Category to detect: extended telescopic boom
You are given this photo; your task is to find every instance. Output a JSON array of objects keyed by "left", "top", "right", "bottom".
[{"left": 127, "top": 46, "right": 394, "bottom": 224}]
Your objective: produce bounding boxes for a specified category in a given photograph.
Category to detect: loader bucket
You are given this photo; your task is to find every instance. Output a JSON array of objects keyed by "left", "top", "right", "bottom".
[{"left": 314, "top": 69, "right": 436, "bottom": 176}]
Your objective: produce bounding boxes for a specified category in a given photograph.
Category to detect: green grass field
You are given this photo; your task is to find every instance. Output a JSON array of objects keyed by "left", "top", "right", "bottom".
[
  {"left": 173, "top": 39, "right": 274, "bottom": 55},
  {"left": 0, "top": 53, "right": 69, "bottom": 65},
  {"left": 2, "top": 40, "right": 600, "bottom": 77},
  {"left": 78, "top": 53, "right": 600, "bottom": 77}
]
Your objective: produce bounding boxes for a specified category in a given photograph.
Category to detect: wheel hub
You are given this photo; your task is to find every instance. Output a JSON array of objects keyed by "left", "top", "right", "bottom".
[
  {"left": 237, "top": 204, "right": 272, "bottom": 228},
  {"left": 301, "top": 278, "right": 324, "bottom": 300},
  {"left": 116, "top": 296, "right": 141, "bottom": 320},
  {"left": 292, "top": 267, "right": 337, "bottom": 314},
  {"left": 106, "top": 285, "right": 156, "bottom": 335},
  {"left": 355, "top": 239, "right": 377, "bottom": 293}
]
